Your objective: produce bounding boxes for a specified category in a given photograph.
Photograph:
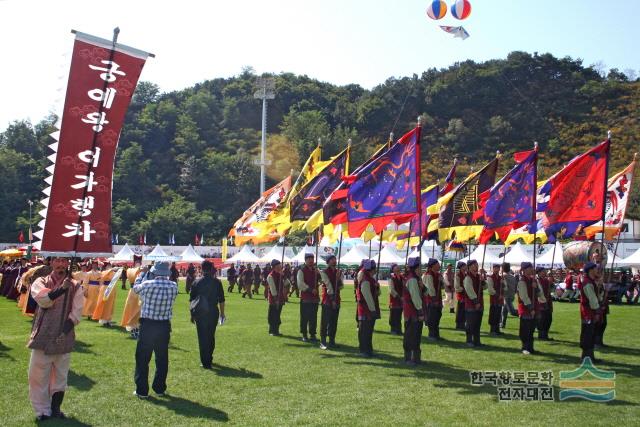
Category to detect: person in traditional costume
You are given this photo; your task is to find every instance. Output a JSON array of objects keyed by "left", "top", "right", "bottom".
[
  {"left": 517, "top": 262, "right": 546, "bottom": 355},
  {"left": 20, "top": 262, "right": 53, "bottom": 316},
  {"left": 226, "top": 264, "right": 238, "bottom": 293},
  {"left": 185, "top": 263, "right": 196, "bottom": 294},
  {"left": 463, "top": 260, "right": 485, "bottom": 347},
  {"left": 297, "top": 254, "right": 321, "bottom": 342},
  {"left": 387, "top": 263, "right": 403, "bottom": 335},
  {"left": 91, "top": 265, "right": 118, "bottom": 326},
  {"left": 7, "top": 258, "right": 29, "bottom": 301},
  {"left": 319, "top": 255, "right": 343, "bottom": 349},
  {"left": 121, "top": 263, "right": 147, "bottom": 339},
  {"left": 453, "top": 261, "right": 467, "bottom": 330},
  {"left": 356, "top": 260, "right": 380, "bottom": 357},
  {"left": 252, "top": 264, "right": 262, "bottom": 295},
  {"left": 81, "top": 261, "right": 103, "bottom": 319},
  {"left": 423, "top": 258, "right": 444, "bottom": 341},
  {"left": 402, "top": 257, "right": 424, "bottom": 366},
  {"left": 535, "top": 267, "right": 553, "bottom": 340},
  {"left": 266, "top": 259, "right": 290, "bottom": 336},
  {"left": 443, "top": 264, "right": 455, "bottom": 314},
  {"left": 241, "top": 264, "right": 253, "bottom": 298},
  {"left": 486, "top": 264, "right": 505, "bottom": 336},
  {"left": 27, "top": 257, "right": 84, "bottom": 421},
  {"left": 579, "top": 262, "right": 604, "bottom": 362}
]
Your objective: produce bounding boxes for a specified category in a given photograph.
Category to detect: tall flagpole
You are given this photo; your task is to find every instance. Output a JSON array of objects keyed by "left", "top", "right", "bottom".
[
  {"left": 375, "top": 231, "right": 383, "bottom": 281},
  {"left": 600, "top": 131, "right": 612, "bottom": 275},
  {"left": 532, "top": 142, "right": 539, "bottom": 270},
  {"left": 404, "top": 223, "right": 413, "bottom": 266},
  {"left": 416, "top": 117, "right": 423, "bottom": 268}
]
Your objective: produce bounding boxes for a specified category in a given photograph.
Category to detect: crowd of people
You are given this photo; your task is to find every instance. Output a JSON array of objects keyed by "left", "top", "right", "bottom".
[{"left": 0, "top": 250, "right": 638, "bottom": 421}]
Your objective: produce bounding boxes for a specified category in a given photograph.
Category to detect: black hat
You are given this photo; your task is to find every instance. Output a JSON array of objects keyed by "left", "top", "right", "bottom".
[
  {"left": 521, "top": 261, "right": 533, "bottom": 270},
  {"left": 583, "top": 262, "right": 598, "bottom": 274},
  {"left": 467, "top": 260, "right": 478, "bottom": 267},
  {"left": 457, "top": 261, "right": 467, "bottom": 268},
  {"left": 427, "top": 258, "right": 439, "bottom": 268},
  {"left": 326, "top": 254, "right": 336, "bottom": 262},
  {"left": 304, "top": 253, "right": 315, "bottom": 259},
  {"left": 271, "top": 259, "right": 281, "bottom": 267},
  {"left": 535, "top": 266, "right": 546, "bottom": 273},
  {"left": 407, "top": 257, "right": 420, "bottom": 268}
]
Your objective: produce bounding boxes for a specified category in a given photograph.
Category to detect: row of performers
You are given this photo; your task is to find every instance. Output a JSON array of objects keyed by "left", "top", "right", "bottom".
[
  {"left": 2, "top": 258, "right": 145, "bottom": 338},
  {"left": 264, "top": 254, "right": 608, "bottom": 363}
]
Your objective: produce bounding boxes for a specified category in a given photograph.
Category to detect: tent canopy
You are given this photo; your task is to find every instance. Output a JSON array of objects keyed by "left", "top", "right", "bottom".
[
  {"left": 459, "top": 244, "right": 503, "bottom": 266},
  {"left": 503, "top": 242, "right": 533, "bottom": 266},
  {"left": 620, "top": 247, "right": 640, "bottom": 267},
  {"left": 145, "top": 244, "right": 177, "bottom": 261},
  {"left": 109, "top": 243, "right": 135, "bottom": 262},
  {"left": 378, "top": 245, "right": 405, "bottom": 265},
  {"left": 291, "top": 247, "right": 327, "bottom": 265},
  {"left": 257, "top": 245, "right": 294, "bottom": 264},
  {"left": 339, "top": 246, "right": 370, "bottom": 266},
  {"left": 226, "top": 245, "right": 260, "bottom": 264},
  {"left": 179, "top": 244, "right": 204, "bottom": 263}
]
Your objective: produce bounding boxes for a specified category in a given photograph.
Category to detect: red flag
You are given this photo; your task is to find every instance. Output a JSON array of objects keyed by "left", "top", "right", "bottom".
[
  {"left": 18, "top": 230, "right": 25, "bottom": 243},
  {"left": 139, "top": 234, "right": 144, "bottom": 245},
  {"left": 34, "top": 31, "right": 152, "bottom": 256},
  {"left": 537, "top": 140, "right": 610, "bottom": 241},
  {"left": 195, "top": 234, "right": 200, "bottom": 245}
]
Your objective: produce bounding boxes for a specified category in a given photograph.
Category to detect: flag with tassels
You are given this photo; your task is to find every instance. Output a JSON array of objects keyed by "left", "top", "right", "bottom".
[
  {"left": 479, "top": 149, "right": 537, "bottom": 243},
  {"left": 537, "top": 139, "right": 610, "bottom": 242},
  {"left": 433, "top": 156, "right": 499, "bottom": 242},
  {"left": 584, "top": 157, "right": 636, "bottom": 240},
  {"left": 346, "top": 126, "right": 421, "bottom": 237}
]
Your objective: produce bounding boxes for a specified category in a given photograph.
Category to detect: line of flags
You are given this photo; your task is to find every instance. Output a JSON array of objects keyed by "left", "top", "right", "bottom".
[{"left": 230, "top": 124, "right": 635, "bottom": 250}]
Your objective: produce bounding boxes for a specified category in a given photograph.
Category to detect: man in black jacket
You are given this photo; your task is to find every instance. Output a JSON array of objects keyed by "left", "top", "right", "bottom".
[{"left": 189, "top": 261, "right": 225, "bottom": 369}]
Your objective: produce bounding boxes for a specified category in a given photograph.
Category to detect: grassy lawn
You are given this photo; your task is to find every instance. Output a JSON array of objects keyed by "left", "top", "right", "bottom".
[{"left": 0, "top": 280, "right": 638, "bottom": 426}]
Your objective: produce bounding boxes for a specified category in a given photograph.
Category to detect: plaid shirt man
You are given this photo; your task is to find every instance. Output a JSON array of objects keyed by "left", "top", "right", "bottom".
[{"left": 133, "top": 276, "right": 178, "bottom": 321}]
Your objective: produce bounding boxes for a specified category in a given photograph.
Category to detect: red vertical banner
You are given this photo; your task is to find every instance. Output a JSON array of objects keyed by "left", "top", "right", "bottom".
[{"left": 35, "top": 31, "right": 151, "bottom": 256}]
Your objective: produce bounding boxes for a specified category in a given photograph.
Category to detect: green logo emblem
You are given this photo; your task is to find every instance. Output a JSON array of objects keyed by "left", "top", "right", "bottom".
[{"left": 558, "top": 357, "right": 615, "bottom": 402}]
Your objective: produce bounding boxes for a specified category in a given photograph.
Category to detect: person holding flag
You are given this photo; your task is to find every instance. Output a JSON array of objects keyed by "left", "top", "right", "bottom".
[
  {"left": 297, "top": 254, "right": 321, "bottom": 342},
  {"left": 517, "top": 262, "right": 546, "bottom": 355},
  {"left": 27, "top": 257, "right": 84, "bottom": 421},
  {"left": 535, "top": 267, "right": 553, "bottom": 341},
  {"left": 388, "top": 263, "right": 404, "bottom": 335},
  {"left": 402, "top": 257, "right": 423, "bottom": 365},
  {"left": 356, "top": 260, "right": 380, "bottom": 357},
  {"left": 579, "top": 262, "right": 604, "bottom": 362},
  {"left": 453, "top": 262, "right": 467, "bottom": 330},
  {"left": 266, "top": 259, "right": 290, "bottom": 336},
  {"left": 486, "top": 264, "right": 505, "bottom": 336},
  {"left": 463, "top": 260, "right": 485, "bottom": 347},
  {"left": 319, "top": 254, "right": 343, "bottom": 349},
  {"left": 423, "top": 258, "right": 444, "bottom": 341}
]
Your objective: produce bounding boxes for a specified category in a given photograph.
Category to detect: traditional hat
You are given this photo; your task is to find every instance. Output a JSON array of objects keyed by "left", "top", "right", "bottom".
[
  {"left": 583, "top": 262, "right": 598, "bottom": 274},
  {"left": 271, "top": 259, "right": 281, "bottom": 267},
  {"left": 427, "top": 258, "right": 439, "bottom": 268},
  {"left": 408, "top": 257, "right": 420, "bottom": 268},
  {"left": 520, "top": 261, "right": 533, "bottom": 270}
]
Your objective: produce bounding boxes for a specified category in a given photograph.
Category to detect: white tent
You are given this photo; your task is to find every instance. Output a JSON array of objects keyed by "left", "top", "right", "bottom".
[
  {"left": 109, "top": 243, "right": 135, "bottom": 262},
  {"left": 536, "top": 242, "right": 565, "bottom": 268},
  {"left": 339, "top": 246, "right": 370, "bottom": 265},
  {"left": 377, "top": 245, "right": 405, "bottom": 265},
  {"left": 620, "top": 247, "right": 640, "bottom": 267},
  {"left": 257, "top": 245, "right": 294, "bottom": 263},
  {"left": 503, "top": 242, "right": 533, "bottom": 266},
  {"left": 226, "top": 245, "right": 260, "bottom": 263},
  {"left": 179, "top": 244, "right": 204, "bottom": 263},
  {"left": 145, "top": 244, "right": 177, "bottom": 261},
  {"left": 291, "top": 247, "right": 327, "bottom": 265},
  {"left": 459, "top": 244, "right": 503, "bottom": 267},
  {"left": 407, "top": 240, "right": 441, "bottom": 260}
]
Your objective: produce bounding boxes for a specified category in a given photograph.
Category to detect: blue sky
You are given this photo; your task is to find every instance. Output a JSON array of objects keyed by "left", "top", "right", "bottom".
[{"left": 1, "top": 0, "right": 638, "bottom": 131}]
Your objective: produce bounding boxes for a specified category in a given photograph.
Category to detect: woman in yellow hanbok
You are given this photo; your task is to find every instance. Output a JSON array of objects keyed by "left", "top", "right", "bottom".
[{"left": 92, "top": 265, "right": 118, "bottom": 326}]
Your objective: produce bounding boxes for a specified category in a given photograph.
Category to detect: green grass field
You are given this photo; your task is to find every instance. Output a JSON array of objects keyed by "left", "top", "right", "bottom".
[{"left": 0, "top": 280, "right": 638, "bottom": 426}]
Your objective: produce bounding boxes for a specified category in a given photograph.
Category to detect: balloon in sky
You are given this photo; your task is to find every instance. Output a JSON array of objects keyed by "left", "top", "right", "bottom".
[
  {"left": 426, "top": 0, "right": 447, "bottom": 20},
  {"left": 450, "top": 0, "right": 472, "bottom": 20}
]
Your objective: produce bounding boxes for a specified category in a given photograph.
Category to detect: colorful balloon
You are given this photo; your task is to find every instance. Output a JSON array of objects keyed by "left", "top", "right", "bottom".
[
  {"left": 450, "top": 0, "right": 471, "bottom": 20},
  {"left": 426, "top": 0, "right": 447, "bottom": 20}
]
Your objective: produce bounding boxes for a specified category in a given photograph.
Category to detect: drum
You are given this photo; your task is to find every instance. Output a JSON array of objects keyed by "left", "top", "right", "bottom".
[{"left": 562, "top": 241, "right": 608, "bottom": 270}]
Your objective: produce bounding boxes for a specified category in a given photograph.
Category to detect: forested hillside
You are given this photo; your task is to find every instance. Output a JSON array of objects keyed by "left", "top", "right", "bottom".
[{"left": 1, "top": 51, "right": 638, "bottom": 244}]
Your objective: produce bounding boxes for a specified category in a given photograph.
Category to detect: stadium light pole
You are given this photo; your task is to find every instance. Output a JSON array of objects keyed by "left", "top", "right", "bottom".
[{"left": 254, "top": 76, "right": 275, "bottom": 195}]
